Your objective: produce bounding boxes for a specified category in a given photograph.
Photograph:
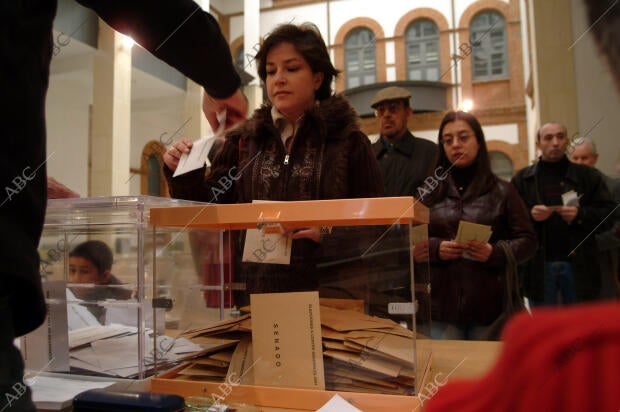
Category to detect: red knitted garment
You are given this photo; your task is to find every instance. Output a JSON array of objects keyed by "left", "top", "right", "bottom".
[{"left": 425, "top": 302, "right": 620, "bottom": 411}]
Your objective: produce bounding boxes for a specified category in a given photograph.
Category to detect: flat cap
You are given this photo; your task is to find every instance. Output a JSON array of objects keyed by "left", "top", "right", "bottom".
[{"left": 370, "top": 86, "right": 412, "bottom": 108}]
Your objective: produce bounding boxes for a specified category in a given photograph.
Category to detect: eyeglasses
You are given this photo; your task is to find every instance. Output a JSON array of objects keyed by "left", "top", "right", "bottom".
[
  {"left": 440, "top": 134, "right": 473, "bottom": 146},
  {"left": 374, "top": 102, "right": 404, "bottom": 117}
]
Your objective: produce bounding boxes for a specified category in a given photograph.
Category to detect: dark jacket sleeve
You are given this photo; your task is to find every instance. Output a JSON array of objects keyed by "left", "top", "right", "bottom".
[
  {"left": 164, "top": 133, "right": 240, "bottom": 203},
  {"left": 486, "top": 182, "right": 537, "bottom": 267},
  {"left": 573, "top": 169, "right": 615, "bottom": 234},
  {"left": 348, "top": 131, "right": 385, "bottom": 198},
  {"left": 76, "top": 0, "right": 240, "bottom": 98}
]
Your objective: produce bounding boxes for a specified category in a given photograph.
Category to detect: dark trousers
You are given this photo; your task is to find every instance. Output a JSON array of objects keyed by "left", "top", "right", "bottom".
[
  {"left": 542, "top": 261, "right": 577, "bottom": 305},
  {"left": 0, "top": 293, "right": 36, "bottom": 412}
]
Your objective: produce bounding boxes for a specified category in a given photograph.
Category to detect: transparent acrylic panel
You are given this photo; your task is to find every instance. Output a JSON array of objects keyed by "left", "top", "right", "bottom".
[{"left": 22, "top": 196, "right": 199, "bottom": 381}]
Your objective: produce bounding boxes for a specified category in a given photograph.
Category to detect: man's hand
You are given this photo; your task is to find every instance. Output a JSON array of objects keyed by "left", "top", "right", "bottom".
[
  {"left": 203, "top": 89, "right": 248, "bottom": 131},
  {"left": 557, "top": 206, "right": 579, "bottom": 223},
  {"left": 531, "top": 205, "right": 553, "bottom": 222},
  {"left": 163, "top": 137, "right": 193, "bottom": 172},
  {"left": 47, "top": 176, "right": 79, "bottom": 199}
]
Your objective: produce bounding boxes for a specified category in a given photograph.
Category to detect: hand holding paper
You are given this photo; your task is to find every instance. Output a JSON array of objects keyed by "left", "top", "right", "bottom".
[
  {"left": 454, "top": 220, "right": 492, "bottom": 261},
  {"left": 173, "top": 110, "right": 226, "bottom": 178}
]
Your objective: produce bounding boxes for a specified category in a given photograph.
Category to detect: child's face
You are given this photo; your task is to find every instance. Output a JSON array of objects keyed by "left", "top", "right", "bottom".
[
  {"left": 68, "top": 256, "right": 106, "bottom": 300},
  {"left": 68, "top": 256, "right": 102, "bottom": 284}
]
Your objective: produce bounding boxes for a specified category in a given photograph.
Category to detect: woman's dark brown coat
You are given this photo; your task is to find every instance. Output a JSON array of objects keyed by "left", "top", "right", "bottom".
[
  {"left": 428, "top": 176, "right": 536, "bottom": 324},
  {"left": 165, "top": 95, "right": 384, "bottom": 304}
]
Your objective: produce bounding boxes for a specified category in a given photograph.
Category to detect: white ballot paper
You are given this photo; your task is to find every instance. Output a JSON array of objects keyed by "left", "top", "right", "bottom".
[
  {"left": 29, "top": 375, "right": 115, "bottom": 410},
  {"left": 242, "top": 200, "right": 293, "bottom": 265},
  {"left": 173, "top": 110, "right": 226, "bottom": 177},
  {"left": 316, "top": 394, "right": 363, "bottom": 412},
  {"left": 561, "top": 190, "right": 580, "bottom": 207}
]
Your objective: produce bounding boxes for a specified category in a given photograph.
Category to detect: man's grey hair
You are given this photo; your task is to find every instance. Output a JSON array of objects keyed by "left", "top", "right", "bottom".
[{"left": 574, "top": 136, "right": 597, "bottom": 155}]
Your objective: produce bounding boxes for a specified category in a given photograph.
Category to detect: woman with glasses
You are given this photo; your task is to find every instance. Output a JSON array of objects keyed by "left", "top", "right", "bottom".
[{"left": 423, "top": 111, "right": 536, "bottom": 340}]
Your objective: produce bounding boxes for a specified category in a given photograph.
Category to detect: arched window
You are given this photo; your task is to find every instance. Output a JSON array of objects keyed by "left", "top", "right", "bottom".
[
  {"left": 345, "top": 28, "right": 376, "bottom": 89},
  {"left": 146, "top": 155, "right": 161, "bottom": 196},
  {"left": 235, "top": 46, "right": 245, "bottom": 71},
  {"left": 489, "top": 151, "right": 514, "bottom": 181},
  {"left": 406, "top": 19, "right": 440, "bottom": 81},
  {"left": 471, "top": 11, "right": 508, "bottom": 81},
  {"left": 139, "top": 141, "right": 168, "bottom": 196}
]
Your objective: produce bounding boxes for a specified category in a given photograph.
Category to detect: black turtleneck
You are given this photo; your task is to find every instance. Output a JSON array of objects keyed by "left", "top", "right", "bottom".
[
  {"left": 451, "top": 163, "right": 477, "bottom": 195},
  {"left": 537, "top": 156, "right": 570, "bottom": 260}
]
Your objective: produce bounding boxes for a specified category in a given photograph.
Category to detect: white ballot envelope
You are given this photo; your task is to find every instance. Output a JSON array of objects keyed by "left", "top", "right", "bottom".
[
  {"left": 561, "top": 190, "right": 580, "bottom": 207},
  {"left": 173, "top": 110, "right": 226, "bottom": 177},
  {"left": 242, "top": 200, "right": 293, "bottom": 265}
]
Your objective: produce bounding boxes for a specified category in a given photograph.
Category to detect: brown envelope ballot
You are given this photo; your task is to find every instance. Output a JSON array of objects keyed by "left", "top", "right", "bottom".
[
  {"left": 327, "top": 367, "right": 400, "bottom": 389},
  {"left": 323, "top": 349, "right": 402, "bottom": 378},
  {"left": 226, "top": 335, "right": 254, "bottom": 385},
  {"left": 455, "top": 220, "right": 492, "bottom": 243},
  {"left": 177, "top": 337, "right": 239, "bottom": 362},
  {"left": 319, "top": 298, "right": 365, "bottom": 313},
  {"left": 178, "top": 364, "right": 228, "bottom": 377},
  {"left": 365, "top": 326, "right": 414, "bottom": 339},
  {"left": 323, "top": 340, "right": 360, "bottom": 353},
  {"left": 251, "top": 291, "right": 325, "bottom": 390},
  {"left": 319, "top": 306, "right": 396, "bottom": 331},
  {"left": 183, "top": 314, "right": 251, "bottom": 338},
  {"left": 208, "top": 349, "right": 234, "bottom": 363},
  {"left": 321, "top": 327, "right": 348, "bottom": 341},
  {"left": 192, "top": 357, "right": 230, "bottom": 368},
  {"left": 345, "top": 331, "right": 414, "bottom": 366}
]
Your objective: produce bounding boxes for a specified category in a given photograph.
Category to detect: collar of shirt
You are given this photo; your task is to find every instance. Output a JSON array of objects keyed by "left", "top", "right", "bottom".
[
  {"left": 271, "top": 106, "right": 304, "bottom": 147},
  {"left": 379, "top": 131, "right": 416, "bottom": 157}
]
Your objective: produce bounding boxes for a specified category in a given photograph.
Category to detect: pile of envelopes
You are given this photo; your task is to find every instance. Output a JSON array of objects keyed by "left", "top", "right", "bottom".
[{"left": 171, "top": 301, "right": 416, "bottom": 395}]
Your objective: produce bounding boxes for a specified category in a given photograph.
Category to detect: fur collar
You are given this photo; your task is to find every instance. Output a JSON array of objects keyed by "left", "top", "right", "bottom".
[{"left": 236, "top": 94, "right": 362, "bottom": 141}]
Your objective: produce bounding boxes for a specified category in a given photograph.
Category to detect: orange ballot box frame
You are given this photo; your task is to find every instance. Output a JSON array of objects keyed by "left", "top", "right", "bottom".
[{"left": 149, "top": 197, "right": 431, "bottom": 411}]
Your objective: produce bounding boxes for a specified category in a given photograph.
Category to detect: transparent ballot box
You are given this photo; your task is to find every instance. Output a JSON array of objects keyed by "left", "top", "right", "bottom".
[
  {"left": 149, "top": 197, "right": 431, "bottom": 410},
  {"left": 21, "top": 196, "right": 207, "bottom": 381}
]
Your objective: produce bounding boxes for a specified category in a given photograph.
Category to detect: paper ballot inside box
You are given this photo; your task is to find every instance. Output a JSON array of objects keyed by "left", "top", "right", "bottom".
[{"left": 250, "top": 291, "right": 325, "bottom": 390}]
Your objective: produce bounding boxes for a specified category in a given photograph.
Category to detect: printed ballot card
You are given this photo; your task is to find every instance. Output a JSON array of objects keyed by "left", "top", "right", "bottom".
[
  {"left": 250, "top": 291, "right": 325, "bottom": 390},
  {"left": 455, "top": 220, "right": 492, "bottom": 261},
  {"left": 455, "top": 220, "right": 492, "bottom": 243}
]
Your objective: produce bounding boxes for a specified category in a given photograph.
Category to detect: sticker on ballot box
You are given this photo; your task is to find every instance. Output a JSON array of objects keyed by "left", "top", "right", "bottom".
[{"left": 388, "top": 302, "right": 416, "bottom": 315}]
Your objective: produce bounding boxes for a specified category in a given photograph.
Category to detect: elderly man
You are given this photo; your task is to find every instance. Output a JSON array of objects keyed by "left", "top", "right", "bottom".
[
  {"left": 570, "top": 137, "right": 620, "bottom": 299},
  {"left": 511, "top": 123, "right": 615, "bottom": 306},
  {"left": 370, "top": 86, "right": 438, "bottom": 198}
]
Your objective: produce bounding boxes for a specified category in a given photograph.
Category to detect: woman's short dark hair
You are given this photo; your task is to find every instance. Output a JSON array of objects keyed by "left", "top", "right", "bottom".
[
  {"left": 256, "top": 23, "right": 340, "bottom": 101},
  {"left": 429, "top": 111, "right": 496, "bottom": 204},
  {"left": 69, "top": 240, "right": 113, "bottom": 275}
]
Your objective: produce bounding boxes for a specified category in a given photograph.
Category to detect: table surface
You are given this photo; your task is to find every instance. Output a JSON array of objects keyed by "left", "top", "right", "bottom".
[{"left": 423, "top": 339, "right": 503, "bottom": 380}]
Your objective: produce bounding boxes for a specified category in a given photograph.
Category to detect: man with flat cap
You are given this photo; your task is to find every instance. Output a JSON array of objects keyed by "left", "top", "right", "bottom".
[{"left": 371, "top": 86, "right": 438, "bottom": 198}]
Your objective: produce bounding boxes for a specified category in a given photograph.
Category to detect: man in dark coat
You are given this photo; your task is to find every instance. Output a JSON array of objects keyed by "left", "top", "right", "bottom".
[
  {"left": 370, "top": 86, "right": 438, "bottom": 198},
  {"left": 511, "top": 122, "right": 615, "bottom": 305}
]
